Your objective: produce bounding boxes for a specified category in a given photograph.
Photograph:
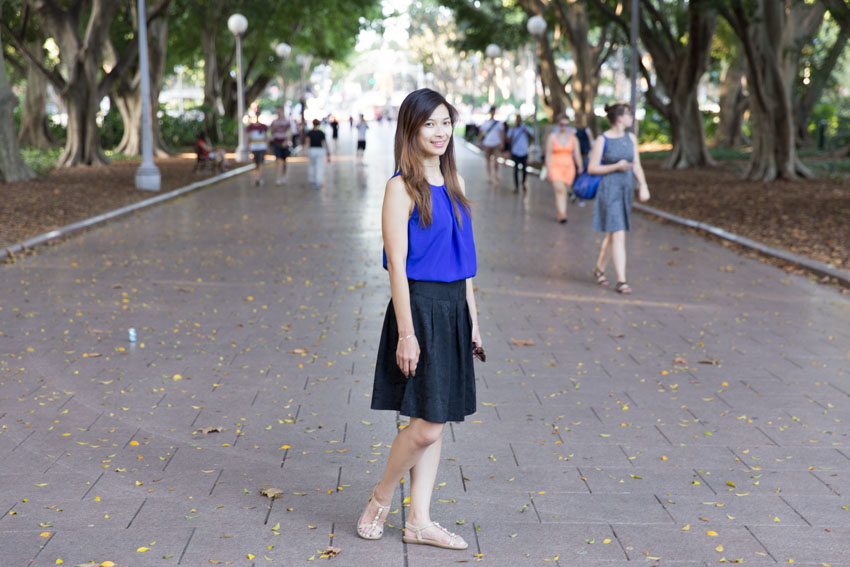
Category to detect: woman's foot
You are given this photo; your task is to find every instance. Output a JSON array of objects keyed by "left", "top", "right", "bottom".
[
  {"left": 615, "top": 281, "right": 632, "bottom": 294},
  {"left": 356, "top": 485, "right": 391, "bottom": 540},
  {"left": 557, "top": 217, "right": 568, "bottom": 224},
  {"left": 403, "top": 521, "right": 468, "bottom": 550},
  {"left": 593, "top": 267, "right": 609, "bottom": 286}
]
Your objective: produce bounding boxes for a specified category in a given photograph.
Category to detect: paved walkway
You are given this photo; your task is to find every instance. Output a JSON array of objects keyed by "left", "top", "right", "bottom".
[{"left": 1, "top": 124, "right": 849, "bottom": 567}]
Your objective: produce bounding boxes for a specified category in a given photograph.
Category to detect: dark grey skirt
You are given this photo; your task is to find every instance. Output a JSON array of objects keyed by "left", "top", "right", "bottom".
[{"left": 371, "top": 279, "right": 476, "bottom": 423}]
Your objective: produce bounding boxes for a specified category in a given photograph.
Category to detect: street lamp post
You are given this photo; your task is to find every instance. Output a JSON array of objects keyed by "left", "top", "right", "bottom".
[
  {"left": 275, "top": 42, "right": 291, "bottom": 105},
  {"left": 630, "top": 0, "right": 639, "bottom": 135},
  {"left": 485, "top": 43, "right": 500, "bottom": 106},
  {"left": 135, "top": 0, "right": 160, "bottom": 191},
  {"left": 526, "top": 15, "right": 547, "bottom": 148},
  {"left": 227, "top": 13, "right": 249, "bottom": 163}
]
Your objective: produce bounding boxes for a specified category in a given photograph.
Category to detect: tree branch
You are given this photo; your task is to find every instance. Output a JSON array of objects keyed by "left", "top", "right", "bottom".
[{"left": 0, "top": 20, "right": 67, "bottom": 91}]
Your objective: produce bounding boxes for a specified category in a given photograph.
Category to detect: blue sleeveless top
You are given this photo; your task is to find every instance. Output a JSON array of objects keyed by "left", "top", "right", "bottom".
[{"left": 382, "top": 178, "right": 477, "bottom": 283}]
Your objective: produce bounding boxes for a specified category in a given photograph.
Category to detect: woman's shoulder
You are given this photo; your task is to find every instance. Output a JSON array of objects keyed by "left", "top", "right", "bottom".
[{"left": 457, "top": 173, "right": 466, "bottom": 195}]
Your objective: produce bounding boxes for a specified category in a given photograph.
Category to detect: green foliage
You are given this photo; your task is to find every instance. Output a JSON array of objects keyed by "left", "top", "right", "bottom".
[
  {"left": 159, "top": 112, "right": 239, "bottom": 148},
  {"left": 20, "top": 147, "right": 62, "bottom": 175},
  {"left": 637, "top": 107, "right": 670, "bottom": 145},
  {"left": 808, "top": 101, "right": 850, "bottom": 150},
  {"left": 100, "top": 108, "right": 125, "bottom": 150},
  {"left": 437, "top": 0, "right": 527, "bottom": 53}
]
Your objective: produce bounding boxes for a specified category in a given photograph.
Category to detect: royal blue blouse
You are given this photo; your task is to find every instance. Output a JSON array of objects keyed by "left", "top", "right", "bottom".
[{"left": 383, "top": 181, "right": 477, "bottom": 283}]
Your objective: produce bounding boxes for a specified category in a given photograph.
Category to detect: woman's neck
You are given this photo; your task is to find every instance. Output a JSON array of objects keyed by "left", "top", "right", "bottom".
[
  {"left": 422, "top": 159, "right": 444, "bottom": 185},
  {"left": 611, "top": 124, "right": 627, "bottom": 136}
]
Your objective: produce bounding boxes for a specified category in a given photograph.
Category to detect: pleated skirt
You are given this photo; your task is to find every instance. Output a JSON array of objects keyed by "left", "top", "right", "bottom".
[{"left": 371, "top": 279, "right": 476, "bottom": 423}]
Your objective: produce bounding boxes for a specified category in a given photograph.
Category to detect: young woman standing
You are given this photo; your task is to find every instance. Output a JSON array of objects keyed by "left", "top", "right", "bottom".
[
  {"left": 587, "top": 103, "right": 650, "bottom": 294},
  {"left": 356, "top": 88, "right": 482, "bottom": 551},
  {"left": 544, "top": 114, "right": 583, "bottom": 223}
]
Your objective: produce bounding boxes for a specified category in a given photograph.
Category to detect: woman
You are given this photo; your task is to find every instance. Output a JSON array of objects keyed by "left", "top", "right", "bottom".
[
  {"left": 305, "top": 119, "right": 331, "bottom": 189},
  {"left": 246, "top": 113, "right": 268, "bottom": 186},
  {"left": 356, "top": 88, "right": 482, "bottom": 551},
  {"left": 587, "top": 103, "right": 650, "bottom": 294},
  {"left": 544, "top": 114, "right": 583, "bottom": 223}
]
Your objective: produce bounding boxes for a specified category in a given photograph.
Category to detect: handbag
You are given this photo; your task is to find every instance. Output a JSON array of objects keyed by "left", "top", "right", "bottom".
[{"left": 572, "top": 136, "right": 607, "bottom": 200}]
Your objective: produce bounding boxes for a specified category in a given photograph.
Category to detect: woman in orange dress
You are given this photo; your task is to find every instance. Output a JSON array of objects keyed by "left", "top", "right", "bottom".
[{"left": 544, "top": 115, "right": 583, "bottom": 223}]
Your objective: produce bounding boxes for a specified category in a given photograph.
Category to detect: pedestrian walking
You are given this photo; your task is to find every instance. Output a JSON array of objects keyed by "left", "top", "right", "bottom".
[
  {"left": 329, "top": 116, "right": 340, "bottom": 150},
  {"left": 477, "top": 106, "right": 505, "bottom": 185},
  {"left": 270, "top": 107, "right": 292, "bottom": 185},
  {"left": 506, "top": 115, "right": 533, "bottom": 192},
  {"left": 246, "top": 113, "right": 268, "bottom": 186},
  {"left": 588, "top": 103, "right": 650, "bottom": 294},
  {"left": 356, "top": 114, "right": 369, "bottom": 158},
  {"left": 544, "top": 114, "right": 583, "bottom": 223},
  {"left": 356, "top": 88, "right": 482, "bottom": 551},
  {"left": 306, "top": 119, "right": 331, "bottom": 189}
]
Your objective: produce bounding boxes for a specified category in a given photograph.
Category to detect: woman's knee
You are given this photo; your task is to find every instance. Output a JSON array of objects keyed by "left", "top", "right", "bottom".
[{"left": 408, "top": 420, "right": 444, "bottom": 447}]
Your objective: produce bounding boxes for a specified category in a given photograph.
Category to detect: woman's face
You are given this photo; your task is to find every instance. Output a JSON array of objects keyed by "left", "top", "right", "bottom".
[
  {"left": 618, "top": 109, "right": 634, "bottom": 128},
  {"left": 416, "top": 104, "right": 452, "bottom": 158}
]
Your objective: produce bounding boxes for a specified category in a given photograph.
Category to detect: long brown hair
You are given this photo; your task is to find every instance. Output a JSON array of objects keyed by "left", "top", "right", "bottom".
[{"left": 394, "top": 88, "right": 471, "bottom": 228}]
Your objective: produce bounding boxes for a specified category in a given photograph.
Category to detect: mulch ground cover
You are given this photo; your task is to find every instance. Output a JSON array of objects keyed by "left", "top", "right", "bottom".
[
  {"left": 639, "top": 160, "right": 849, "bottom": 278},
  {"left": 1, "top": 155, "right": 848, "bottom": 287},
  {"left": 1, "top": 156, "right": 214, "bottom": 250}
]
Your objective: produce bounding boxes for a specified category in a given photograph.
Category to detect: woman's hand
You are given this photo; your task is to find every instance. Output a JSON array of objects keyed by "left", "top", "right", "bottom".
[
  {"left": 471, "top": 324, "right": 483, "bottom": 350},
  {"left": 396, "top": 335, "right": 421, "bottom": 378},
  {"left": 638, "top": 184, "right": 650, "bottom": 202},
  {"left": 616, "top": 160, "right": 633, "bottom": 172}
]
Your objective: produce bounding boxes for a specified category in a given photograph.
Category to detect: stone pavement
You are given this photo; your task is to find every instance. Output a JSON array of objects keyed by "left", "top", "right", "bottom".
[{"left": 1, "top": 123, "right": 849, "bottom": 567}]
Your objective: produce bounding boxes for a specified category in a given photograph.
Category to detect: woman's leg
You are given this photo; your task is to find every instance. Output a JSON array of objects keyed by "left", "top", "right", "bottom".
[
  {"left": 552, "top": 180, "right": 568, "bottom": 221},
  {"left": 403, "top": 431, "right": 467, "bottom": 546},
  {"left": 596, "top": 233, "right": 613, "bottom": 272},
  {"left": 512, "top": 155, "right": 520, "bottom": 190},
  {"left": 611, "top": 230, "right": 627, "bottom": 282},
  {"left": 358, "top": 417, "right": 445, "bottom": 538},
  {"left": 519, "top": 155, "right": 528, "bottom": 186}
]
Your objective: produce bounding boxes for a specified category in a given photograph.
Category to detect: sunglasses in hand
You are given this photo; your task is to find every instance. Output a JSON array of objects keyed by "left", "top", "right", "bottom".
[{"left": 472, "top": 344, "right": 486, "bottom": 362}]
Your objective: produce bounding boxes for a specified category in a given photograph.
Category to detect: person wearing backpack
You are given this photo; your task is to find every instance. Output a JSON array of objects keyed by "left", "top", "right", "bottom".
[
  {"left": 477, "top": 106, "right": 505, "bottom": 185},
  {"left": 506, "top": 115, "right": 534, "bottom": 192}
]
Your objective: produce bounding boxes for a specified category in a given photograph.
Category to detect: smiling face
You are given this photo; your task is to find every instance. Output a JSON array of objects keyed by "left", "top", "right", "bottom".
[{"left": 416, "top": 104, "right": 453, "bottom": 159}]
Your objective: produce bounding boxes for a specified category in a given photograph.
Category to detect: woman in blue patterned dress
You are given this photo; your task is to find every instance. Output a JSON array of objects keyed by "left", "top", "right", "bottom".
[{"left": 587, "top": 103, "right": 650, "bottom": 294}]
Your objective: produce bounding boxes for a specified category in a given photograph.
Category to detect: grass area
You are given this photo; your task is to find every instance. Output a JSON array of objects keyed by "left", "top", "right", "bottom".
[
  {"left": 21, "top": 147, "right": 63, "bottom": 175},
  {"left": 640, "top": 147, "right": 751, "bottom": 161},
  {"left": 22, "top": 147, "right": 140, "bottom": 175}
]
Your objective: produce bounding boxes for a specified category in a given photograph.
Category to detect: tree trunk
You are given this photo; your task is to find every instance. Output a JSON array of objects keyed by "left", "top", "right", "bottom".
[
  {"left": 553, "top": 0, "right": 601, "bottom": 133},
  {"left": 655, "top": 1, "right": 716, "bottom": 168},
  {"left": 0, "top": 23, "right": 35, "bottom": 183},
  {"left": 536, "top": 38, "right": 568, "bottom": 120},
  {"left": 715, "top": 51, "right": 746, "bottom": 147},
  {"left": 113, "top": 18, "right": 170, "bottom": 156},
  {"left": 57, "top": 59, "right": 109, "bottom": 168},
  {"left": 17, "top": 41, "right": 55, "bottom": 150},
  {"left": 724, "top": 0, "right": 811, "bottom": 180},
  {"left": 202, "top": 1, "right": 224, "bottom": 141},
  {"left": 665, "top": 90, "right": 713, "bottom": 168},
  {"left": 793, "top": 32, "right": 846, "bottom": 144}
]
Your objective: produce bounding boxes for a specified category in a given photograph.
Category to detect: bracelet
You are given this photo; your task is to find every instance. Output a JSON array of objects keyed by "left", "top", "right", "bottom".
[{"left": 398, "top": 334, "right": 415, "bottom": 342}]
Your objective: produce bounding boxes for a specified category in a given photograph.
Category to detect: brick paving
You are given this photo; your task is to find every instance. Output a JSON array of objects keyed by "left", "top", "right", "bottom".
[{"left": 1, "top": 123, "right": 849, "bottom": 566}]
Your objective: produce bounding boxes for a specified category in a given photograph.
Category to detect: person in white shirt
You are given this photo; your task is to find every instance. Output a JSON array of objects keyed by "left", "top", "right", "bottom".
[
  {"left": 356, "top": 114, "right": 369, "bottom": 158},
  {"left": 246, "top": 113, "right": 269, "bottom": 186},
  {"left": 477, "top": 106, "right": 505, "bottom": 184}
]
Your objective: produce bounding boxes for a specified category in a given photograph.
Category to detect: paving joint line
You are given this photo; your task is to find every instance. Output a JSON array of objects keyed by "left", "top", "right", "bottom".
[{"left": 1, "top": 164, "right": 254, "bottom": 261}]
